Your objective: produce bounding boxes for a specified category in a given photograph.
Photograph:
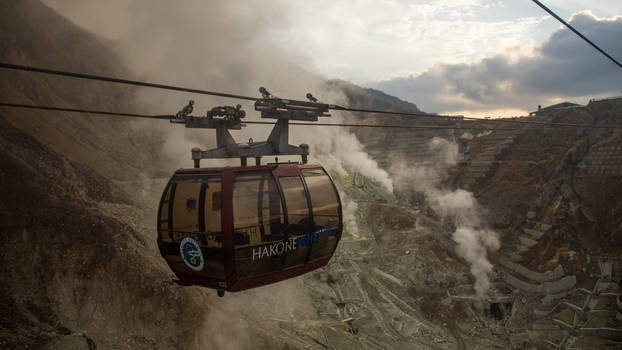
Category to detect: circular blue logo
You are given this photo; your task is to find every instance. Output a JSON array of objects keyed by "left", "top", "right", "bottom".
[{"left": 180, "top": 237, "right": 204, "bottom": 271}]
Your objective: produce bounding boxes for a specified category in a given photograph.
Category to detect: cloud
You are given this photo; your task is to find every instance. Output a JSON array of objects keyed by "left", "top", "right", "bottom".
[
  {"left": 371, "top": 11, "right": 622, "bottom": 115},
  {"left": 268, "top": 0, "right": 546, "bottom": 83}
]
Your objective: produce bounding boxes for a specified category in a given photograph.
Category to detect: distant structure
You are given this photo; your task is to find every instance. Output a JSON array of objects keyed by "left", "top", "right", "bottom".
[
  {"left": 529, "top": 102, "right": 581, "bottom": 116},
  {"left": 442, "top": 115, "right": 464, "bottom": 121},
  {"left": 589, "top": 95, "right": 622, "bottom": 104}
]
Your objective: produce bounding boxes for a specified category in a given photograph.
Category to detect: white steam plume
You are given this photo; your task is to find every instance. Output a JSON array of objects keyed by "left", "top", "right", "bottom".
[
  {"left": 298, "top": 108, "right": 393, "bottom": 193},
  {"left": 303, "top": 117, "right": 393, "bottom": 193},
  {"left": 292, "top": 109, "right": 393, "bottom": 238},
  {"left": 392, "top": 137, "right": 499, "bottom": 296}
]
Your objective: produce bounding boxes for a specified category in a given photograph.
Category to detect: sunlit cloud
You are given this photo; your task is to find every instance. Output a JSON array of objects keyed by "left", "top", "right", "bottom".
[
  {"left": 371, "top": 11, "right": 622, "bottom": 116},
  {"left": 269, "top": 0, "right": 547, "bottom": 82}
]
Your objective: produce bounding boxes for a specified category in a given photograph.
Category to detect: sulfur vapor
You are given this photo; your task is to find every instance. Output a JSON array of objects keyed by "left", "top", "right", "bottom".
[{"left": 392, "top": 137, "right": 499, "bottom": 296}]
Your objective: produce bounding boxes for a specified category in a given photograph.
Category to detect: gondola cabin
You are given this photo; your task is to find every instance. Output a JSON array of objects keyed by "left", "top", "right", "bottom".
[{"left": 157, "top": 162, "right": 342, "bottom": 296}]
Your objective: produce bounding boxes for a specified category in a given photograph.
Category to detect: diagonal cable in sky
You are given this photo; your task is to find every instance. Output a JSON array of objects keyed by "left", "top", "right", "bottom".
[{"left": 531, "top": 0, "right": 622, "bottom": 70}]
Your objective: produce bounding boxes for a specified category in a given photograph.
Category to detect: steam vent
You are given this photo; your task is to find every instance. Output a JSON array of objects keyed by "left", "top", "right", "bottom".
[{"left": 1, "top": 1, "right": 622, "bottom": 349}]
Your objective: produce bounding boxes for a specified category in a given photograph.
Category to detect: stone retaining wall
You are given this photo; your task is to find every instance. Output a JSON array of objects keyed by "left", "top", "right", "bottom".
[
  {"left": 580, "top": 144, "right": 622, "bottom": 176},
  {"left": 500, "top": 259, "right": 565, "bottom": 283}
]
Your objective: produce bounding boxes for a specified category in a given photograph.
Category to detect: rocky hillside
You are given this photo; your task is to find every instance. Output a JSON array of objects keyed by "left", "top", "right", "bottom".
[
  {"left": 353, "top": 98, "right": 622, "bottom": 349},
  {"left": 325, "top": 79, "right": 421, "bottom": 112}
]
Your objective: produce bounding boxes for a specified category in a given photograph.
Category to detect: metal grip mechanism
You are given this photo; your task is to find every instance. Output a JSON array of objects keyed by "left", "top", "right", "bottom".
[
  {"left": 171, "top": 101, "right": 244, "bottom": 131},
  {"left": 207, "top": 104, "right": 245, "bottom": 121},
  {"left": 254, "top": 87, "right": 330, "bottom": 122},
  {"left": 171, "top": 88, "right": 328, "bottom": 168}
]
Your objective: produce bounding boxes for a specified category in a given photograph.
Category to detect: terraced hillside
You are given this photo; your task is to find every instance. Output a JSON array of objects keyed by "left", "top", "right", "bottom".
[{"left": 351, "top": 98, "right": 622, "bottom": 349}]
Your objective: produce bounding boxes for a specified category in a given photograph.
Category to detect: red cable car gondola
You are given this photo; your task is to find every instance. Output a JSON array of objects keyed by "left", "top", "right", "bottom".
[
  {"left": 157, "top": 163, "right": 342, "bottom": 296},
  {"left": 157, "top": 89, "right": 343, "bottom": 296}
]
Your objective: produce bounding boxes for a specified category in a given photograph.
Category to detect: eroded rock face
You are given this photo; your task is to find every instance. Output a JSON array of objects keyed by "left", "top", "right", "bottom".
[{"left": 353, "top": 102, "right": 622, "bottom": 348}]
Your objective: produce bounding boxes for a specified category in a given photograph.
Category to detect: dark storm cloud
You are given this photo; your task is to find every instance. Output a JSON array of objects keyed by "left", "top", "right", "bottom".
[{"left": 372, "top": 11, "right": 622, "bottom": 113}]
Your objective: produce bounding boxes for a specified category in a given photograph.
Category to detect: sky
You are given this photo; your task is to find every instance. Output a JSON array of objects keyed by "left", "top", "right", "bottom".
[
  {"left": 273, "top": 1, "right": 622, "bottom": 81},
  {"left": 274, "top": 0, "right": 622, "bottom": 116},
  {"left": 43, "top": 0, "right": 622, "bottom": 117}
]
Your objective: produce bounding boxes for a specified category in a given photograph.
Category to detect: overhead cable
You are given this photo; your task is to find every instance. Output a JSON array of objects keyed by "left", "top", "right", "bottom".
[
  {"left": 0, "top": 102, "right": 506, "bottom": 130},
  {"left": 0, "top": 102, "right": 173, "bottom": 120},
  {"left": 0, "top": 62, "right": 259, "bottom": 101},
  {"left": 531, "top": 0, "right": 622, "bottom": 70},
  {"left": 335, "top": 106, "right": 601, "bottom": 128},
  {"left": 2, "top": 102, "right": 620, "bottom": 130},
  {"left": 0, "top": 62, "right": 459, "bottom": 119},
  {"left": 0, "top": 61, "right": 617, "bottom": 128},
  {"left": 243, "top": 120, "right": 516, "bottom": 131}
]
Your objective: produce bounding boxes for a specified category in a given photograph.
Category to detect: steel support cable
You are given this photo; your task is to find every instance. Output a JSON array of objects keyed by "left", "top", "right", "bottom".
[
  {"left": 0, "top": 102, "right": 173, "bottom": 120},
  {"left": 0, "top": 61, "right": 618, "bottom": 128},
  {"left": 242, "top": 120, "right": 517, "bottom": 131},
  {"left": 531, "top": 0, "right": 622, "bottom": 70},
  {"left": 335, "top": 106, "right": 601, "bottom": 128},
  {"left": 0, "top": 102, "right": 512, "bottom": 130},
  {"left": 246, "top": 120, "right": 617, "bottom": 130},
  {"left": 0, "top": 62, "right": 259, "bottom": 101},
  {"left": 330, "top": 104, "right": 449, "bottom": 118},
  {"left": 0, "top": 62, "right": 452, "bottom": 119},
  {"left": 2, "top": 102, "right": 621, "bottom": 130}
]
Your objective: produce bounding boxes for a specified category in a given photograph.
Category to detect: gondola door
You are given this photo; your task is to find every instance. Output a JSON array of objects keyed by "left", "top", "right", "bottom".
[
  {"left": 231, "top": 171, "right": 287, "bottom": 281},
  {"left": 157, "top": 172, "right": 227, "bottom": 288}
]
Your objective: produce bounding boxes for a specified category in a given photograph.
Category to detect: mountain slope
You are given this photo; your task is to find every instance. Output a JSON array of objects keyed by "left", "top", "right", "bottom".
[
  {"left": 326, "top": 79, "right": 421, "bottom": 112},
  {"left": 0, "top": 1, "right": 427, "bottom": 349}
]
